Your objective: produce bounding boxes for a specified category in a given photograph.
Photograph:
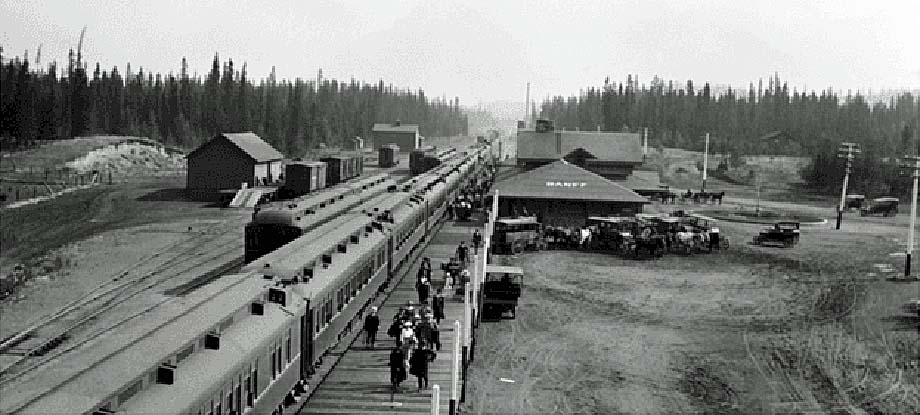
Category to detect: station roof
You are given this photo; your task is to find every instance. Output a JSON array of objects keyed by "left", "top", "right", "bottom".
[{"left": 490, "top": 160, "right": 649, "bottom": 203}]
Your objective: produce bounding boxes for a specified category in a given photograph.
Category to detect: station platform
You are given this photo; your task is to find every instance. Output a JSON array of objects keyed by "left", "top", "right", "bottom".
[{"left": 294, "top": 213, "right": 486, "bottom": 414}]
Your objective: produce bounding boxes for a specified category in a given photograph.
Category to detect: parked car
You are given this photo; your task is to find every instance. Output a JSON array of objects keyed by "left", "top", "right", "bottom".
[
  {"left": 860, "top": 197, "right": 898, "bottom": 217},
  {"left": 845, "top": 194, "right": 865, "bottom": 210},
  {"left": 753, "top": 221, "right": 800, "bottom": 247}
]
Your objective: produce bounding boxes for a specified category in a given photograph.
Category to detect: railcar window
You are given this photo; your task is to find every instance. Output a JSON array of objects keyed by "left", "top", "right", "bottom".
[
  {"left": 276, "top": 344, "right": 283, "bottom": 374},
  {"left": 271, "top": 350, "right": 277, "bottom": 379},
  {"left": 286, "top": 334, "right": 291, "bottom": 364}
]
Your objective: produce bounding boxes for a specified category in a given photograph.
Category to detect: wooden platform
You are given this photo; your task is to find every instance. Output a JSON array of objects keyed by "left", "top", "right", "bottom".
[{"left": 294, "top": 214, "right": 484, "bottom": 414}]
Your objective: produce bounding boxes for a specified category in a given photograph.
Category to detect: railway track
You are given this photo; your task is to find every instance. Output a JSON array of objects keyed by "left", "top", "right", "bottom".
[
  {"left": 0, "top": 221, "right": 244, "bottom": 380},
  {"left": 0, "top": 168, "right": 416, "bottom": 384}
]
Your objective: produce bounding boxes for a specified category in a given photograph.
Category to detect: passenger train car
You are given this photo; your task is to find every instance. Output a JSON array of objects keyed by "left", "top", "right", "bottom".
[
  {"left": 1, "top": 143, "right": 492, "bottom": 415},
  {"left": 244, "top": 174, "right": 393, "bottom": 262}
]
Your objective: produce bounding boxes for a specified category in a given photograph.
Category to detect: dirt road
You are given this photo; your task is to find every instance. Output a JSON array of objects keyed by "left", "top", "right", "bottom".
[{"left": 467, "top": 207, "right": 919, "bottom": 414}]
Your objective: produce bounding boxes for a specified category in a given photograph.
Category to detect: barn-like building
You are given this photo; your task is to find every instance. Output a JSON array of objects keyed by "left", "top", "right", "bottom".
[
  {"left": 186, "top": 132, "right": 284, "bottom": 197},
  {"left": 490, "top": 160, "right": 649, "bottom": 226},
  {"left": 372, "top": 121, "right": 421, "bottom": 151}
]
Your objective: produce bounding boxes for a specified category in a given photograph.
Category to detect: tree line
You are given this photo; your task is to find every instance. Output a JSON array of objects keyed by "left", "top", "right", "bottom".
[
  {"left": 0, "top": 46, "right": 469, "bottom": 156},
  {"left": 538, "top": 74, "right": 919, "bottom": 195}
]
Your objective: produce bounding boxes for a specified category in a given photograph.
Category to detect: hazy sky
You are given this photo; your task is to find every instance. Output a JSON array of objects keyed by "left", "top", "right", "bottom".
[{"left": 1, "top": 0, "right": 918, "bottom": 104}]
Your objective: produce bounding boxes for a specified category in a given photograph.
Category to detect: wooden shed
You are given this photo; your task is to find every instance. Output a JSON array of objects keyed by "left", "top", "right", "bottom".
[{"left": 186, "top": 132, "right": 284, "bottom": 198}]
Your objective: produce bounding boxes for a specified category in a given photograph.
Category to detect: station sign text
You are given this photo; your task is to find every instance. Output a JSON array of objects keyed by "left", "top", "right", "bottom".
[{"left": 545, "top": 181, "right": 587, "bottom": 187}]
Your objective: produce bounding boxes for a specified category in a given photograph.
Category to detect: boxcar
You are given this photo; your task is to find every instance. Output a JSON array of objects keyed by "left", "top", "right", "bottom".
[
  {"left": 378, "top": 144, "right": 399, "bottom": 167},
  {"left": 320, "top": 156, "right": 349, "bottom": 186},
  {"left": 283, "top": 161, "right": 327, "bottom": 198}
]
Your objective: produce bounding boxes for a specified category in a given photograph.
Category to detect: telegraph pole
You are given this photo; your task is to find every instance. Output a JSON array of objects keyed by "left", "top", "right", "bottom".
[
  {"left": 701, "top": 133, "right": 710, "bottom": 193},
  {"left": 836, "top": 143, "right": 861, "bottom": 230},
  {"left": 900, "top": 154, "right": 920, "bottom": 277}
]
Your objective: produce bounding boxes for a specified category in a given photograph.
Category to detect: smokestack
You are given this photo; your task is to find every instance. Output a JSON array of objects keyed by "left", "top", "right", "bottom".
[
  {"left": 525, "top": 82, "right": 531, "bottom": 128},
  {"left": 643, "top": 127, "right": 648, "bottom": 159}
]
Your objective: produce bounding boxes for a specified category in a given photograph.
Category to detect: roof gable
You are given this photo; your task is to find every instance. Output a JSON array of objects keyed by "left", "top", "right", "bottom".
[
  {"left": 492, "top": 160, "right": 648, "bottom": 203},
  {"left": 221, "top": 132, "right": 284, "bottom": 162}
]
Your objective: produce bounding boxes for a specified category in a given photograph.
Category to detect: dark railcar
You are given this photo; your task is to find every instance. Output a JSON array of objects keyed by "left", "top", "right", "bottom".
[
  {"left": 320, "top": 156, "right": 349, "bottom": 186},
  {"left": 378, "top": 144, "right": 399, "bottom": 167},
  {"left": 283, "top": 161, "right": 328, "bottom": 198}
]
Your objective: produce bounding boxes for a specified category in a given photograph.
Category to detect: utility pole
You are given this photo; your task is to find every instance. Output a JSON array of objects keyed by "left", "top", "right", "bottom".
[
  {"left": 901, "top": 155, "right": 919, "bottom": 276},
  {"left": 701, "top": 133, "right": 710, "bottom": 193},
  {"left": 836, "top": 142, "right": 861, "bottom": 230}
]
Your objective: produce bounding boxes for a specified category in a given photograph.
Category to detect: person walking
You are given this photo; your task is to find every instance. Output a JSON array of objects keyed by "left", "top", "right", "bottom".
[
  {"left": 363, "top": 306, "right": 380, "bottom": 348},
  {"left": 416, "top": 278, "right": 431, "bottom": 305},
  {"left": 429, "top": 319, "right": 441, "bottom": 351},
  {"left": 446, "top": 201, "right": 455, "bottom": 220},
  {"left": 389, "top": 347, "right": 407, "bottom": 393},
  {"left": 421, "top": 257, "right": 432, "bottom": 280},
  {"left": 409, "top": 345, "right": 436, "bottom": 392},
  {"left": 456, "top": 241, "right": 469, "bottom": 268},
  {"left": 472, "top": 229, "right": 482, "bottom": 255},
  {"left": 433, "top": 290, "right": 445, "bottom": 323}
]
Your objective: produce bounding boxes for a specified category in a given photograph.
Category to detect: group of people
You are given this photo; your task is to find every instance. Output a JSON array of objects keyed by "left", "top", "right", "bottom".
[{"left": 385, "top": 302, "right": 441, "bottom": 392}]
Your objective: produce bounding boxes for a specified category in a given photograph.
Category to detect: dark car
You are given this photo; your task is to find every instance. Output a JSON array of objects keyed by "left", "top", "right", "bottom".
[
  {"left": 860, "top": 197, "right": 898, "bottom": 217},
  {"left": 753, "top": 221, "right": 800, "bottom": 247}
]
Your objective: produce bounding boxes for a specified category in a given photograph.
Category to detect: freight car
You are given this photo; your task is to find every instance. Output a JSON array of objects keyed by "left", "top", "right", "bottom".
[
  {"left": 378, "top": 144, "right": 400, "bottom": 168},
  {"left": 281, "top": 161, "right": 327, "bottom": 199}
]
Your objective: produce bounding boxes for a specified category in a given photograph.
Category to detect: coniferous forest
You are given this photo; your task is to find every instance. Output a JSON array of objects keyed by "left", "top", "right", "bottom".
[
  {"left": 538, "top": 74, "right": 919, "bottom": 194},
  {"left": 0, "top": 46, "right": 469, "bottom": 156}
]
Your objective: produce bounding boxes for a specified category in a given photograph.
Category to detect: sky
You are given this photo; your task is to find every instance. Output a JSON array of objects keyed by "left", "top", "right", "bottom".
[{"left": 1, "top": 0, "right": 918, "bottom": 105}]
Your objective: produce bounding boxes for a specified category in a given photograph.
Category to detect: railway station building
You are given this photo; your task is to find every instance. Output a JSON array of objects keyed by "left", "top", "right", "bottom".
[
  {"left": 490, "top": 160, "right": 649, "bottom": 226},
  {"left": 516, "top": 127, "right": 644, "bottom": 180},
  {"left": 186, "top": 132, "right": 284, "bottom": 197},
  {"left": 372, "top": 120, "right": 421, "bottom": 151}
]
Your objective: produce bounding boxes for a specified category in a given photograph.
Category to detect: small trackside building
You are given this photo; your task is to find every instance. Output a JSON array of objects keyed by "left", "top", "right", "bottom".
[
  {"left": 372, "top": 121, "right": 421, "bottom": 152},
  {"left": 186, "top": 132, "right": 284, "bottom": 197},
  {"left": 490, "top": 160, "right": 649, "bottom": 226}
]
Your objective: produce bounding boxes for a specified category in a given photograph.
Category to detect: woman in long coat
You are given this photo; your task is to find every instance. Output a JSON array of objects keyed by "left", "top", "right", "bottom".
[{"left": 389, "top": 347, "right": 407, "bottom": 393}]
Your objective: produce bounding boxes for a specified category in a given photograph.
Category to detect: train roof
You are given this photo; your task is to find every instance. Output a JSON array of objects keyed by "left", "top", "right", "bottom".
[
  {"left": 3, "top": 272, "right": 291, "bottom": 414},
  {"left": 243, "top": 215, "right": 374, "bottom": 281}
]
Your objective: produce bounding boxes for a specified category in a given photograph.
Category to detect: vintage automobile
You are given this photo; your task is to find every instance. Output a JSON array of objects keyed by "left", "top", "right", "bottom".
[
  {"left": 481, "top": 265, "right": 524, "bottom": 319},
  {"left": 586, "top": 216, "right": 638, "bottom": 252},
  {"left": 860, "top": 197, "right": 899, "bottom": 217},
  {"left": 492, "top": 217, "right": 544, "bottom": 254},
  {"left": 753, "top": 221, "right": 800, "bottom": 247},
  {"left": 845, "top": 194, "right": 866, "bottom": 211}
]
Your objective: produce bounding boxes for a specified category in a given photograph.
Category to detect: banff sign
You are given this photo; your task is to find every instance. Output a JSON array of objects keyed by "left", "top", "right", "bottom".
[{"left": 545, "top": 181, "right": 587, "bottom": 187}]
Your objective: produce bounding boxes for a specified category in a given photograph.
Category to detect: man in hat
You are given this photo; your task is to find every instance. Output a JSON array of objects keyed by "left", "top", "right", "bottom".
[
  {"left": 363, "top": 306, "right": 380, "bottom": 348},
  {"left": 472, "top": 229, "right": 482, "bottom": 255}
]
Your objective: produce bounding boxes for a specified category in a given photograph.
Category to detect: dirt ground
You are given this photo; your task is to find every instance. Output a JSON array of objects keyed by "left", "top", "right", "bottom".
[
  {"left": 467, "top": 200, "right": 919, "bottom": 414},
  {"left": 0, "top": 176, "right": 250, "bottom": 339}
]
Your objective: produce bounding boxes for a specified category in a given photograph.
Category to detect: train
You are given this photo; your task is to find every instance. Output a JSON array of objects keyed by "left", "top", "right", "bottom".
[
  {"left": 5, "top": 142, "right": 493, "bottom": 415},
  {"left": 244, "top": 173, "right": 395, "bottom": 262},
  {"left": 127, "top": 144, "right": 489, "bottom": 414},
  {"left": 409, "top": 146, "right": 457, "bottom": 175}
]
